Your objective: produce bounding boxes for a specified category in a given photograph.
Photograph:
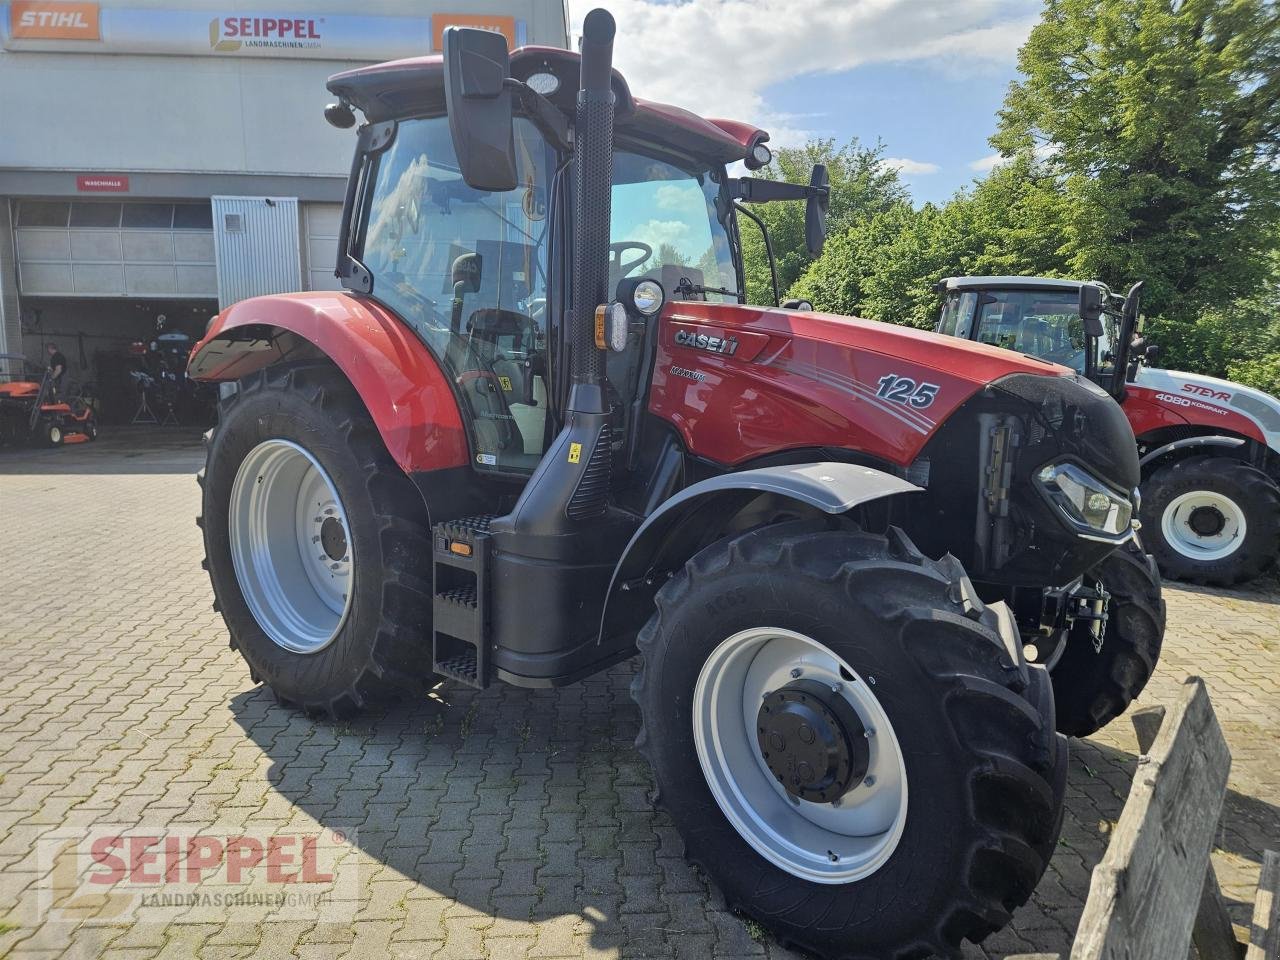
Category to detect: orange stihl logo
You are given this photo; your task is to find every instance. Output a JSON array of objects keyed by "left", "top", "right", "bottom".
[{"left": 10, "top": 2, "right": 100, "bottom": 40}]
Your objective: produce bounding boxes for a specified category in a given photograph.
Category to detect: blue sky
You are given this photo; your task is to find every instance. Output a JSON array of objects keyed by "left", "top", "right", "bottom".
[
  {"left": 763, "top": 60, "right": 1020, "bottom": 205},
  {"left": 568, "top": 0, "right": 1042, "bottom": 206}
]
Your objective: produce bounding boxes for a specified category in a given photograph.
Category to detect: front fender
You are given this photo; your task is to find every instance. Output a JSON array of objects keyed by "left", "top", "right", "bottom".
[
  {"left": 188, "top": 292, "right": 469, "bottom": 474},
  {"left": 597, "top": 462, "right": 921, "bottom": 645}
]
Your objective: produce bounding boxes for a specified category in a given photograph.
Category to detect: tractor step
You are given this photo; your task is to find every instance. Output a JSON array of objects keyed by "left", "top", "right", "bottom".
[{"left": 431, "top": 514, "right": 496, "bottom": 689}]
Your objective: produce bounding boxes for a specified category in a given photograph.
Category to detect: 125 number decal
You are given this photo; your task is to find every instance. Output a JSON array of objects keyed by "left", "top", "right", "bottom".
[{"left": 875, "top": 374, "right": 939, "bottom": 409}]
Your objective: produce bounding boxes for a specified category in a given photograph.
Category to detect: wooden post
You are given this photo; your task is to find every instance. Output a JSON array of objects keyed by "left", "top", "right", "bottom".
[
  {"left": 1070, "top": 677, "right": 1232, "bottom": 960},
  {"left": 1131, "top": 701, "right": 1243, "bottom": 960},
  {"left": 1246, "top": 850, "right": 1280, "bottom": 960}
]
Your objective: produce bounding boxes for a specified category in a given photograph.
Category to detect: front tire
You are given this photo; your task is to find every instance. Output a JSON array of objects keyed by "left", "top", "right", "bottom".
[
  {"left": 633, "top": 521, "right": 1066, "bottom": 959},
  {"left": 1049, "top": 538, "right": 1165, "bottom": 738},
  {"left": 199, "top": 362, "right": 435, "bottom": 717},
  {"left": 1141, "top": 455, "right": 1280, "bottom": 586}
]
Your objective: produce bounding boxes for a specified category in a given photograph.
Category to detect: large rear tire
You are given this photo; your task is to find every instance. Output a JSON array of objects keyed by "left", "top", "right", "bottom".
[
  {"left": 1140, "top": 455, "right": 1280, "bottom": 586},
  {"left": 199, "top": 361, "right": 435, "bottom": 717},
  {"left": 632, "top": 520, "right": 1066, "bottom": 959},
  {"left": 1049, "top": 538, "right": 1165, "bottom": 738}
]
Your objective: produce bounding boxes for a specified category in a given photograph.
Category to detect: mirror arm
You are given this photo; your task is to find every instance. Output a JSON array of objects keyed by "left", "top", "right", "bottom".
[
  {"left": 734, "top": 201, "right": 779, "bottom": 307},
  {"left": 729, "top": 177, "right": 829, "bottom": 205},
  {"left": 504, "top": 79, "right": 573, "bottom": 152}
]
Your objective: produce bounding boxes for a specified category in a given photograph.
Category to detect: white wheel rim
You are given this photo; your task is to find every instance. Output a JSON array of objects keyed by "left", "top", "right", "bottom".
[
  {"left": 691, "top": 627, "right": 908, "bottom": 884},
  {"left": 1161, "top": 490, "right": 1246, "bottom": 562},
  {"left": 228, "top": 439, "right": 353, "bottom": 654}
]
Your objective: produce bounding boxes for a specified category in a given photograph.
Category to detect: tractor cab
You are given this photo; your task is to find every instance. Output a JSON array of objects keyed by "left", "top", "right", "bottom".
[{"left": 935, "top": 276, "right": 1142, "bottom": 396}]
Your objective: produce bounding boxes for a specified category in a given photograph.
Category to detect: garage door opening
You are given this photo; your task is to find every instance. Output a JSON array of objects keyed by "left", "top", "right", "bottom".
[{"left": 20, "top": 297, "right": 218, "bottom": 426}]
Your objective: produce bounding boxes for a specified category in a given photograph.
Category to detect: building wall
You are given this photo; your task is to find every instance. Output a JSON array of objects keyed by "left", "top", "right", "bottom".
[{"left": 0, "top": 0, "right": 569, "bottom": 182}]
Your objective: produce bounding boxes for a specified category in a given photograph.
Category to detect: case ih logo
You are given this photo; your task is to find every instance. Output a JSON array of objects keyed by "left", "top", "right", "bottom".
[
  {"left": 675, "top": 327, "right": 740, "bottom": 356},
  {"left": 209, "top": 15, "right": 323, "bottom": 52},
  {"left": 1181, "top": 382, "right": 1232, "bottom": 402},
  {"left": 10, "top": 2, "right": 100, "bottom": 40}
]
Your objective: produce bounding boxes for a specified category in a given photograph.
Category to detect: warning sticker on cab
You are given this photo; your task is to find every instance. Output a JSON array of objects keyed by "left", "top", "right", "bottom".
[{"left": 568, "top": 442, "right": 582, "bottom": 464}]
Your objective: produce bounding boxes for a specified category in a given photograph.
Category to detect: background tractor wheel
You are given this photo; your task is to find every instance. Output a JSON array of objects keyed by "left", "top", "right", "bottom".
[
  {"left": 45, "top": 423, "right": 63, "bottom": 446},
  {"left": 632, "top": 520, "right": 1066, "bottom": 959},
  {"left": 1049, "top": 538, "right": 1165, "bottom": 738},
  {"left": 1140, "top": 455, "right": 1280, "bottom": 586},
  {"left": 199, "top": 361, "right": 435, "bottom": 717}
]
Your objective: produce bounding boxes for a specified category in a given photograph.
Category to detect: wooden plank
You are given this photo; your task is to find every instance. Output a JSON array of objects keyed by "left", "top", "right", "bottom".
[
  {"left": 1132, "top": 704, "right": 1247, "bottom": 960},
  {"left": 1004, "top": 955, "right": 1061, "bottom": 959},
  {"left": 1246, "top": 850, "right": 1280, "bottom": 960},
  {"left": 1070, "top": 677, "right": 1232, "bottom": 960}
]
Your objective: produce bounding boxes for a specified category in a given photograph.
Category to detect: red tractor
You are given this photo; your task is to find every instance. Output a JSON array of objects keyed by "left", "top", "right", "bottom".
[
  {"left": 936, "top": 276, "right": 1280, "bottom": 586},
  {"left": 190, "top": 13, "right": 1162, "bottom": 957}
]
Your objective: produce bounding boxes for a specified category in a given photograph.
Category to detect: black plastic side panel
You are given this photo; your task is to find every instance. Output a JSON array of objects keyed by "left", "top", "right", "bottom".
[{"left": 488, "top": 513, "right": 638, "bottom": 686}]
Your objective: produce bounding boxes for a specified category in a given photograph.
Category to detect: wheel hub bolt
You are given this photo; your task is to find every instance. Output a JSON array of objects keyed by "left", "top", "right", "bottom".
[
  {"left": 864, "top": 775, "right": 876, "bottom": 788},
  {"left": 790, "top": 668, "right": 802, "bottom": 679}
]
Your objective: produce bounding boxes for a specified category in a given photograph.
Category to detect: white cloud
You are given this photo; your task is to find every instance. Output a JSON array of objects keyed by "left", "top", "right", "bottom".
[
  {"left": 969, "top": 152, "right": 1007, "bottom": 172},
  {"left": 567, "top": 1, "right": 1039, "bottom": 145},
  {"left": 968, "top": 143, "right": 1055, "bottom": 172},
  {"left": 628, "top": 218, "right": 692, "bottom": 252},
  {"left": 884, "top": 157, "right": 941, "bottom": 176}
]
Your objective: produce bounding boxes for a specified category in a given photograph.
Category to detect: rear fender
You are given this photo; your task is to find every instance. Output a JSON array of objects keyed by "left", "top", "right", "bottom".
[
  {"left": 597, "top": 462, "right": 921, "bottom": 645},
  {"left": 188, "top": 292, "right": 469, "bottom": 473}
]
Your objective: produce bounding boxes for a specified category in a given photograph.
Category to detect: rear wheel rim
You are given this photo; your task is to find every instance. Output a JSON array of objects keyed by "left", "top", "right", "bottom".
[
  {"left": 691, "top": 627, "right": 908, "bottom": 884},
  {"left": 228, "top": 439, "right": 353, "bottom": 654},
  {"left": 1161, "top": 490, "right": 1245, "bottom": 562}
]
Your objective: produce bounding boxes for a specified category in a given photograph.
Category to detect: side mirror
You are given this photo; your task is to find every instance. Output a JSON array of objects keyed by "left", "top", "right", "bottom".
[
  {"left": 452, "top": 253, "right": 483, "bottom": 294},
  {"left": 1078, "top": 283, "right": 1105, "bottom": 338},
  {"left": 442, "top": 27, "right": 518, "bottom": 192},
  {"left": 805, "top": 164, "right": 830, "bottom": 256}
]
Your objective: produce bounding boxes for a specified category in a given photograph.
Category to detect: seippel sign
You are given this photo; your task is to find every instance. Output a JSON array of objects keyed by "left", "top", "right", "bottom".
[{"left": 1, "top": 3, "right": 528, "bottom": 60}]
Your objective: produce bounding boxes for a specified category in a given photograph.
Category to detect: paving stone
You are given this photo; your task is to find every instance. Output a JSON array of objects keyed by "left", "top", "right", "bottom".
[{"left": 1, "top": 434, "right": 1277, "bottom": 959}]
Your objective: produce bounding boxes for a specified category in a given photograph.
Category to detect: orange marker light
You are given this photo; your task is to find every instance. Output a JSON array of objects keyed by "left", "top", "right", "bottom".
[{"left": 449, "top": 541, "right": 473, "bottom": 558}]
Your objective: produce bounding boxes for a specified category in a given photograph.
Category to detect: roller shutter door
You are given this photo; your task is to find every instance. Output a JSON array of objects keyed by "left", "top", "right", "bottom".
[{"left": 14, "top": 200, "right": 217, "bottom": 299}]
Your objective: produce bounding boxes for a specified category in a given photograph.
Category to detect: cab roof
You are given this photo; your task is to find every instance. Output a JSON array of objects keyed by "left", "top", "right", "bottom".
[
  {"left": 937, "top": 276, "right": 1092, "bottom": 293},
  {"left": 327, "top": 45, "right": 768, "bottom": 168}
]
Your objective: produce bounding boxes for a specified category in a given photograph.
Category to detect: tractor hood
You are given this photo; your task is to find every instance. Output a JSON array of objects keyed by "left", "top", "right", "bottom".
[
  {"left": 649, "top": 301, "right": 1097, "bottom": 469},
  {"left": 1132, "top": 366, "right": 1280, "bottom": 454}
]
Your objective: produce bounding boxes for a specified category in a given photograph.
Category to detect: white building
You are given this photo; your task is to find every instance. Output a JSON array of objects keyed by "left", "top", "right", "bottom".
[{"left": 0, "top": 0, "right": 567, "bottom": 413}]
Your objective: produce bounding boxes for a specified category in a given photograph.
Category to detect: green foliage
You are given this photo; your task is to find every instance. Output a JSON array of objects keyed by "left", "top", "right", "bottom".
[
  {"left": 739, "top": 138, "right": 908, "bottom": 306},
  {"left": 991, "top": 0, "right": 1280, "bottom": 321},
  {"left": 773, "top": 0, "right": 1280, "bottom": 396},
  {"left": 790, "top": 155, "right": 1073, "bottom": 327}
]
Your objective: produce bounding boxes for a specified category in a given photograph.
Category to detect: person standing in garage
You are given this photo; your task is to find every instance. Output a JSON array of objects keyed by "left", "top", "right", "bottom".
[{"left": 46, "top": 343, "right": 67, "bottom": 399}]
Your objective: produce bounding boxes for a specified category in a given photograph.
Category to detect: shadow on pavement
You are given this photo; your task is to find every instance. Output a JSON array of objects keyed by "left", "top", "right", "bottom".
[
  {"left": 0, "top": 426, "right": 205, "bottom": 476},
  {"left": 230, "top": 666, "right": 714, "bottom": 957}
]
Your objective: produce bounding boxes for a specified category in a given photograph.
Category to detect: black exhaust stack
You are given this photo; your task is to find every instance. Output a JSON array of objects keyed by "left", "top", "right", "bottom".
[
  {"left": 569, "top": 8, "right": 616, "bottom": 416},
  {"left": 495, "top": 8, "right": 616, "bottom": 534}
]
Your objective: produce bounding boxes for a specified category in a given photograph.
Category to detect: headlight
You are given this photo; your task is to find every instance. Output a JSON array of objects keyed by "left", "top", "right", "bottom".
[{"left": 1035, "top": 462, "right": 1133, "bottom": 539}]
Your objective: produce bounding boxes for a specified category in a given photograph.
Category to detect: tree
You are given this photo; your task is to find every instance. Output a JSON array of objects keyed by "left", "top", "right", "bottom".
[
  {"left": 991, "top": 0, "right": 1280, "bottom": 321},
  {"left": 739, "top": 138, "right": 909, "bottom": 305},
  {"left": 790, "top": 153, "right": 1074, "bottom": 328}
]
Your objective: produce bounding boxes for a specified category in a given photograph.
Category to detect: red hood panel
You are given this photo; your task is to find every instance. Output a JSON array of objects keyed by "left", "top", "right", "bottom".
[{"left": 649, "top": 302, "right": 1071, "bottom": 468}]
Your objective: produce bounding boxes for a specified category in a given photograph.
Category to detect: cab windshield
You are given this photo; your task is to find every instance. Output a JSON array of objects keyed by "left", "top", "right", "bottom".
[
  {"left": 965, "top": 289, "right": 1117, "bottom": 377},
  {"left": 609, "top": 151, "right": 737, "bottom": 303}
]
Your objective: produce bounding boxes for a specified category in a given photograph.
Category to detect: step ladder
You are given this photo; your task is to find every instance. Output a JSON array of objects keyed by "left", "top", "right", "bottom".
[{"left": 431, "top": 514, "right": 496, "bottom": 688}]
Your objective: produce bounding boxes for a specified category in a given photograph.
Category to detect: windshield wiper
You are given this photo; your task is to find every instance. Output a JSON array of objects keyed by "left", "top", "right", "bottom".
[{"left": 675, "top": 277, "right": 741, "bottom": 301}]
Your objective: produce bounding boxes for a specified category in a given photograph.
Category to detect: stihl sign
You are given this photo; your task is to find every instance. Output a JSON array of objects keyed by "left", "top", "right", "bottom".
[{"left": 10, "top": 1, "right": 100, "bottom": 40}]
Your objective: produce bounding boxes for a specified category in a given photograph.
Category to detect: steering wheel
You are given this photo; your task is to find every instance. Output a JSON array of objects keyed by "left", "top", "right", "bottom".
[{"left": 609, "top": 241, "right": 653, "bottom": 280}]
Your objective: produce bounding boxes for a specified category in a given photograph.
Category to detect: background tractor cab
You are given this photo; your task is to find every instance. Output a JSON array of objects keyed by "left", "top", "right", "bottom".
[
  {"left": 936, "top": 276, "right": 1280, "bottom": 585},
  {"left": 188, "top": 15, "right": 1163, "bottom": 957}
]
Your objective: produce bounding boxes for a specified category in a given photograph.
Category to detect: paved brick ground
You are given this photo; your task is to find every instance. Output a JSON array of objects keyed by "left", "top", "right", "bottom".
[{"left": 0, "top": 429, "right": 1276, "bottom": 959}]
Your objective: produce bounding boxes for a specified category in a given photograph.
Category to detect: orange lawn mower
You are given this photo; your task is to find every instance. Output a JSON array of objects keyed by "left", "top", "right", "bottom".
[{"left": 0, "top": 354, "right": 97, "bottom": 447}]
